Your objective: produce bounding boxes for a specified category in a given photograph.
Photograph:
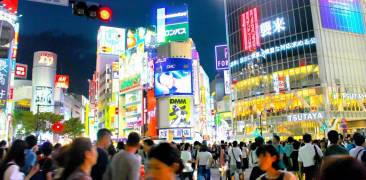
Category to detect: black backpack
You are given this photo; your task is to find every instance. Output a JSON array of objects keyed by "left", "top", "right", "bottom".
[
  {"left": 356, "top": 149, "right": 366, "bottom": 165},
  {"left": 0, "top": 162, "right": 16, "bottom": 180}
]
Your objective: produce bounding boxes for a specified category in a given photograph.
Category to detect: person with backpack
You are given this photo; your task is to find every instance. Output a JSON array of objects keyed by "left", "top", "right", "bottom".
[
  {"left": 31, "top": 141, "right": 54, "bottom": 180},
  {"left": 0, "top": 139, "right": 39, "bottom": 180},
  {"left": 298, "top": 134, "right": 323, "bottom": 180},
  {"left": 324, "top": 130, "right": 348, "bottom": 157},
  {"left": 349, "top": 133, "right": 365, "bottom": 163}
]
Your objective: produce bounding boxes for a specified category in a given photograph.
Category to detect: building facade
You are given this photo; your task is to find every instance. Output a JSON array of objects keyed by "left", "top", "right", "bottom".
[{"left": 226, "top": 0, "right": 366, "bottom": 138}]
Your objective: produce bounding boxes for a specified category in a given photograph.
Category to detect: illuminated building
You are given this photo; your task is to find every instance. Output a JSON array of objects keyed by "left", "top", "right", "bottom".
[{"left": 226, "top": 0, "right": 366, "bottom": 138}]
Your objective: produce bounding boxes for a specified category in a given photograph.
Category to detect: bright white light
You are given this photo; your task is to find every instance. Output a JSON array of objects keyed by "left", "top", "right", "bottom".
[{"left": 273, "top": 17, "right": 286, "bottom": 33}]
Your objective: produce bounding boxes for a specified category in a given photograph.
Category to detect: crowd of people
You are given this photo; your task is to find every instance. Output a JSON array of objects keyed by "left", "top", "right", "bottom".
[{"left": 0, "top": 129, "right": 365, "bottom": 180}]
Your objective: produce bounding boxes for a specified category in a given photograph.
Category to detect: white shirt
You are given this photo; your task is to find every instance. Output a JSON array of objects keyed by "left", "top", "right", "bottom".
[
  {"left": 241, "top": 147, "right": 248, "bottom": 159},
  {"left": 4, "top": 164, "right": 24, "bottom": 180},
  {"left": 197, "top": 151, "right": 212, "bottom": 166},
  {"left": 249, "top": 149, "right": 258, "bottom": 167},
  {"left": 181, "top": 150, "right": 193, "bottom": 172},
  {"left": 229, "top": 147, "right": 242, "bottom": 165},
  {"left": 298, "top": 143, "right": 323, "bottom": 167},
  {"left": 349, "top": 146, "right": 365, "bottom": 161}
]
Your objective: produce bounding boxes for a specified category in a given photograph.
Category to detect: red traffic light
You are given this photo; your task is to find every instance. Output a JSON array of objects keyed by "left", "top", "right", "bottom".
[
  {"left": 52, "top": 122, "right": 64, "bottom": 134},
  {"left": 98, "top": 6, "right": 112, "bottom": 22}
]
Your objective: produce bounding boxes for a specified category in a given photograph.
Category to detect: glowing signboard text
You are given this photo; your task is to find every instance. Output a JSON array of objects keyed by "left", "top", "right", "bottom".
[
  {"left": 240, "top": 8, "right": 260, "bottom": 52},
  {"left": 260, "top": 17, "right": 286, "bottom": 38}
]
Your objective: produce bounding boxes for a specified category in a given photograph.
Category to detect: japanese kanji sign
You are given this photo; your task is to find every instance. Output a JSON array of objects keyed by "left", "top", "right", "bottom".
[
  {"left": 0, "top": 59, "right": 9, "bottom": 101},
  {"left": 240, "top": 8, "right": 260, "bottom": 52}
]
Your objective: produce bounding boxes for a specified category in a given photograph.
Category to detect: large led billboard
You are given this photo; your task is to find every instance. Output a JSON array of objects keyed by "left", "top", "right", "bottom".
[
  {"left": 97, "top": 26, "right": 126, "bottom": 55},
  {"left": 154, "top": 58, "right": 192, "bottom": 97},
  {"left": 319, "top": 0, "right": 365, "bottom": 34},
  {"left": 157, "top": 5, "right": 189, "bottom": 43},
  {"left": 168, "top": 97, "right": 191, "bottom": 127}
]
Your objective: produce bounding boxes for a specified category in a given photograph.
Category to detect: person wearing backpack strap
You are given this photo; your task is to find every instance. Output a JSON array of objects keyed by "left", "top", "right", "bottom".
[
  {"left": 350, "top": 133, "right": 365, "bottom": 162},
  {"left": 0, "top": 140, "right": 39, "bottom": 180},
  {"left": 298, "top": 134, "right": 323, "bottom": 180}
]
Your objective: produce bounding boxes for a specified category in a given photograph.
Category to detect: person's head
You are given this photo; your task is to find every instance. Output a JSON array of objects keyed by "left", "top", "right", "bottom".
[
  {"left": 143, "top": 139, "right": 155, "bottom": 153},
  {"left": 126, "top": 132, "right": 141, "bottom": 149},
  {"left": 117, "top": 141, "right": 125, "bottom": 150},
  {"left": 273, "top": 135, "right": 280, "bottom": 145},
  {"left": 96, "top": 128, "right": 112, "bottom": 148},
  {"left": 0, "top": 140, "right": 6, "bottom": 147},
  {"left": 2, "top": 139, "right": 27, "bottom": 167},
  {"left": 338, "top": 133, "right": 344, "bottom": 144},
  {"left": 250, "top": 143, "right": 257, "bottom": 151},
  {"left": 221, "top": 140, "right": 225, "bottom": 145},
  {"left": 60, "top": 138, "right": 97, "bottom": 180},
  {"left": 353, "top": 133, "right": 365, "bottom": 146},
  {"left": 25, "top": 135, "right": 37, "bottom": 150},
  {"left": 303, "top": 133, "right": 312, "bottom": 143},
  {"left": 255, "top": 136, "right": 265, "bottom": 147},
  {"left": 148, "top": 143, "right": 183, "bottom": 180},
  {"left": 319, "top": 155, "right": 366, "bottom": 180},
  {"left": 41, "top": 141, "right": 53, "bottom": 157},
  {"left": 193, "top": 141, "right": 201, "bottom": 148},
  {"left": 256, "top": 145, "right": 280, "bottom": 172},
  {"left": 200, "top": 145, "right": 209, "bottom": 152},
  {"left": 233, "top": 141, "right": 238, "bottom": 147},
  {"left": 320, "top": 140, "right": 327, "bottom": 149},
  {"left": 287, "top": 137, "right": 294, "bottom": 144},
  {"left": 183, "top": 143, "right": 191, "bottom": 151},
  {"left": 54, "top": 143, "right": 62, "bottom": 150},
  {"left": 293, "top": 141, "right": 300, "bottom": 150},
  {"left": 328, "top": 130, "right": 339, "bottom": 144}
]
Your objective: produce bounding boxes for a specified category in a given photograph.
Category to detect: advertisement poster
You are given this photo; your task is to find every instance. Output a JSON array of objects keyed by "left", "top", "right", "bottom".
[
  {"left": 168, "top": 98, "right": 191, "bottom": 127},
  {"left": 159, "top": 128, "right": 192, "bottom": 140},
  {"left": 154, "top": 58, "right": 192, "bottom": 97},
  {"left": 215, "top": 45, "right": 229, "bottom": 70},
  {"left": 240, "top": 8, "right": 260, "bottom": 52},
  {"left": 319, "top": 0, "right": 365, "bottom": 34},
  {"left": 97, "top": 26, "right": 126, "bottom": 55},
  {"left": 124, "top": 90, "right": 142, "bottom": 128},
  {"left": 34, "top": 86, "right": 54, "bottom": 112},
  {"left": 120, "top": 50, "right": 144, "bottom": 92},
  {"left": 157, "top": 5, "right": 189, "bottom": 43},
  {"left": 224, "top": 70, "right": 231, "bottom": 95},
  {"left": 0, "top": 59, "right": 9, "bottom": 105},
  {"left": 147, "top": 89, "right": 157, "bottom": 137}
]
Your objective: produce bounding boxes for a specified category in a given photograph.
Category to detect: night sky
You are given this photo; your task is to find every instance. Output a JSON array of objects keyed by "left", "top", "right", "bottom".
[{"left": 17, "top": 0, "right": 226, "bottom": 96}]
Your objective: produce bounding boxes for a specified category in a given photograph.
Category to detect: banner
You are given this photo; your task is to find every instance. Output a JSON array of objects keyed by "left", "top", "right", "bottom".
[
  {"left": 168, "top": 98, "right": 191, "bottom": 127},
  {"left": 55, "top": 75, "right": 69, "bottom": 89},
  {"left": 0, "top": 59, "right": 9, "bottom": 104}
]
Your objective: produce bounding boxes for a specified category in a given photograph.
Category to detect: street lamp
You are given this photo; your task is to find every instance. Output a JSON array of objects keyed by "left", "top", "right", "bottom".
[{"left": 257, "top": 111, "right": 263, "bottom": 136}]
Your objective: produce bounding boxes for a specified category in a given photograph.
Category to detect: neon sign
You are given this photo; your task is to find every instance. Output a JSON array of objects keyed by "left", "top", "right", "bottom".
[
  {"left": 240, "top": 8, "right": 260, "bottom": 52},
  {"left": 260, "top": 17, "right": 286, "bottom": 38},
  {"left": 231, "top": 37, "right": 316, "bottom": 67},
  {"left": 287, "top": 112, "right": 325, "bottom": 122}
]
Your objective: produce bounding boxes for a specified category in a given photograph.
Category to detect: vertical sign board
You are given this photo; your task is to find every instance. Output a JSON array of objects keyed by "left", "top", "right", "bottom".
[
  {"left": 157, "top": 5, "right": 189, "bottom": 43},
  {"left": 0, "top": 59, "right": 9, "bottom": 108},
  {"left": 168, "top": 97, "right": 191, "bottom": 127},
  {"left": 224, "top": 70, "right": 231, "bottom": 95},
  {"left": 215, "top": 45, "right": 229, "bottom": 70},
  {"left": 240, "top": 8, "right": 260, "bottom": 52},
  {"left": 15, "top": 63, "right": 27, "bottom": 79}
]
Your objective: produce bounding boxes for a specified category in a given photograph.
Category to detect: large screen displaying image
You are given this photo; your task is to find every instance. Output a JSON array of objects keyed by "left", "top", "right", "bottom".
[
  {"left": 154, "top": 58, "right": 192, "bottom": 97},
  {"left": 319, "top": 0, "right": 365, "bottom": 34},
  {"left": 168, "top": 98, "right": 191, "bottom": 127}
]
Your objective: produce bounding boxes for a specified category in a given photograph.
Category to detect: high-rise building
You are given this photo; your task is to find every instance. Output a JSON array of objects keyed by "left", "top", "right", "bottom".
[{"left": 226, "top": 0, "right": 366, "bottom": 137}]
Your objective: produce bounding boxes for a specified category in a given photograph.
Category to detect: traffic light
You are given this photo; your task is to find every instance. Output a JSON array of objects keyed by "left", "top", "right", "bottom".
[{"left": 71, "top": 1, "right": 112, "bottom": 22}]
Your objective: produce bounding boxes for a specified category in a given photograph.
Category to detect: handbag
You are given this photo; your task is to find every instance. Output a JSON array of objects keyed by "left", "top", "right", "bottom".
[
  {"left": 232, "top": 149, "right": 242, "bottom": 169},
  {"left": 313, "top": 145, "right": 322, "bottom": 168}
]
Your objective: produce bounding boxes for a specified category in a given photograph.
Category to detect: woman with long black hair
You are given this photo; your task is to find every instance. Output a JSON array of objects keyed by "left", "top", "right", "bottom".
[
  {"left": 0, "top": 139, "right": 39, "bottom": 180},
  {"left": 58, "top": 138, "right": 97, "bottom": 180}
]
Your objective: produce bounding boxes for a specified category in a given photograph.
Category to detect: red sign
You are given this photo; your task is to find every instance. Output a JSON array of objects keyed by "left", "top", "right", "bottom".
[
  {"left": 278, "top": 75, "right": 285, "bottom": 93},
  {"left": 147, "top": 89, "right": 157, "bottom": 138},
  {"left": 240, "top": 8, "right": 260, "bottom": 52},
  {"left": 1, "top": 0, "right": 18, "bottom": 14},
  {"left": 55, "top": 75, "right": 70, "bottom": 89},
  {"left": 15, "top": 63, "right": 27, "bottom": 79}
]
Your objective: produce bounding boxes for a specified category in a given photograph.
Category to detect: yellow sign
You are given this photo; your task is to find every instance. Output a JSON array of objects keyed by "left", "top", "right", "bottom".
[{"left": 168, "top": 98, "right": 191, "bottom": 127}]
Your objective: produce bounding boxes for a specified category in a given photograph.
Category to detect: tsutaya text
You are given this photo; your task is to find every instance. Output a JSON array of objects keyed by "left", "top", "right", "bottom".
[{"left": 287, "top": 112, "right": 325, "bottom": 122}]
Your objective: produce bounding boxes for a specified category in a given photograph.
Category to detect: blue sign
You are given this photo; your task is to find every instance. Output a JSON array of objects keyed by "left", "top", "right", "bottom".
[
  {"left": 215, "top": 45, "right": 229, "bottom": 70},
  {"left": 0, "top": 58, "right": 9, "bottom": 101},
  {"left": 154, "top": 58, "right": 193, "bottom": 97},
  {"left": 164, "top": 5, "right": 189, "bottom": 25},
  {"left": 319, "top": 0, "right": 365, "bottom": 34}
]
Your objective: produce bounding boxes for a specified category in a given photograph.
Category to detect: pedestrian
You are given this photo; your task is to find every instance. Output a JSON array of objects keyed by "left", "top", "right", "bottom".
[
  {"left": 107, "top": 141, "right": 117, "bottom": 158},
  {"left": 324, "top": 130, "right": 348, "bottom": 157},
  {"left": 298, "top": 133, "right": 323, "bottom": 180},
  {"left": 103, "top": 132, "right": 141, "bottom": 180},
  {"left": 53, "top": 145, "right": 70, "bottom": 180},
  {"left": 240, "top": 142, "right": 249, "bottom": 178},
  {"left": 191, "top": 141, "right": 200, "bottom": 172},
  {"left": 180, "top": 143, "right": 193, "bottom": 180},
  {"left": 0, "top": 139, "right": 39, "bottom": 180},
  {"left": 0, "top": 140, "right": 7, "bottom": 163},
  {"left": 290, "top": 141, "right": 300, "bottom": 178},
  {"left": 349, "top": 133, "right": 365, "bottom": 162},
  {"left": 219, "top": 144, "right": 227, "bottom": 178},
  {"left": 228, "top": 141, "right": 242, "bottom": 180},
  {"left": 256, "top": 145, "right": 297, "bottom": 180},
  {"left": 142, "top": 139, "right": 155, "bottom": 173},
  {"left": 32, "top": 141, "right": 55, "bottom": 180},
  {"left": 283, "top": 137, "right": 294, "bottom": 170},
  {"left": 23, "top": 135, "right": 38, "bottom": 175},
  {"left": 249, "top": 136, "right": 265, "bottom": 180},
  {"left": 319, "top": 155, "right": 366, "bottom": 180},
  {"left": 116, "top": 141, "right": 125, "bottom": 152},
  {"left": 211, "top": 144, "right": 219, "bottom": 167},
  {"left": 272, "top": 135, "right": 285, "bottom": 170},
  {"left": 91, "top": 128, "right": 112, "bottom": 180},
  {"left": 319, "top": 140, "right": 327, "bottom": 154},
  {"left": 196, "top": 145, "right": 212, "bottom": 180},
  {"left": 58, "top": 137, "right": 97, "bottom": 180},
  {"left": 148, "top": 143, "right": 184, "bottom": 180}
]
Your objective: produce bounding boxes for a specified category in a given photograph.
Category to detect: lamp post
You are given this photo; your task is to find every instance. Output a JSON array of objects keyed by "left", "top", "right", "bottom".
[{"left": 258, "top": 111, "right": 263, "bottom": 136}]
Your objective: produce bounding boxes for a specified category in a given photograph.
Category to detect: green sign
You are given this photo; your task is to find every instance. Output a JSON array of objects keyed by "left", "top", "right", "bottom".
[
  {"left": 165, "top": 23, "right": 189, "bottom": 42},
  {"left": 120, "top": 75, "right": 141, "bottom": 92}
]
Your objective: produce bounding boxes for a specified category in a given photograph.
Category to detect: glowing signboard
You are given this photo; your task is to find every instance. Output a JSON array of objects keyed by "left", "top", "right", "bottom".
[
  {"left": 0, "top": 59, "right": 9, "bottom": 101},
  {"left": 168, "top": 98, "right": 191, "bottom": 127},
  {"left": 215, "top": 45, "right": 229, "bottom": 70},
  {"left": 157, "top": 5, "right": 189, "bottom": 43},
  {"left": 15, "top": 63, "right": 27, "bottom": 79},
  {"left": 97, "top": 26, "right": 126, "bottom": 55},
  {"left": 55, "top": 75, "right": 69, "bottom": 89},
  {"left": 287, "top": 112, "right": 325, "bottom": 122},
  {"left": 240, "top": 8, "right": 260, "bottom": 52},
  {"left": 260, "top": 17, "right": 286, "bottom": 38}
]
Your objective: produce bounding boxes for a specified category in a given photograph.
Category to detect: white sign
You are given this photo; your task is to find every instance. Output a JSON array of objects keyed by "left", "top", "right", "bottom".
[
  {"left": 287, "top": 112, "right": 325, "bottom": 122},
  {"left": 333, "top": 93, "right": 366, "bottom": 100},
  {"left": 159, "top": 128, "right": 192, "bottom": 139},
  {"left": 27, "top": 0, "right": 69, "bottom": 6},
  {"left": 260, "top": 17, "right": 286, "bottom": 38},
  {"left": 166, "top": 28, "right": 186, "bottom": 36},
  {"left": 224, "top": 70, "right": 231, "bottom": 95}
]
